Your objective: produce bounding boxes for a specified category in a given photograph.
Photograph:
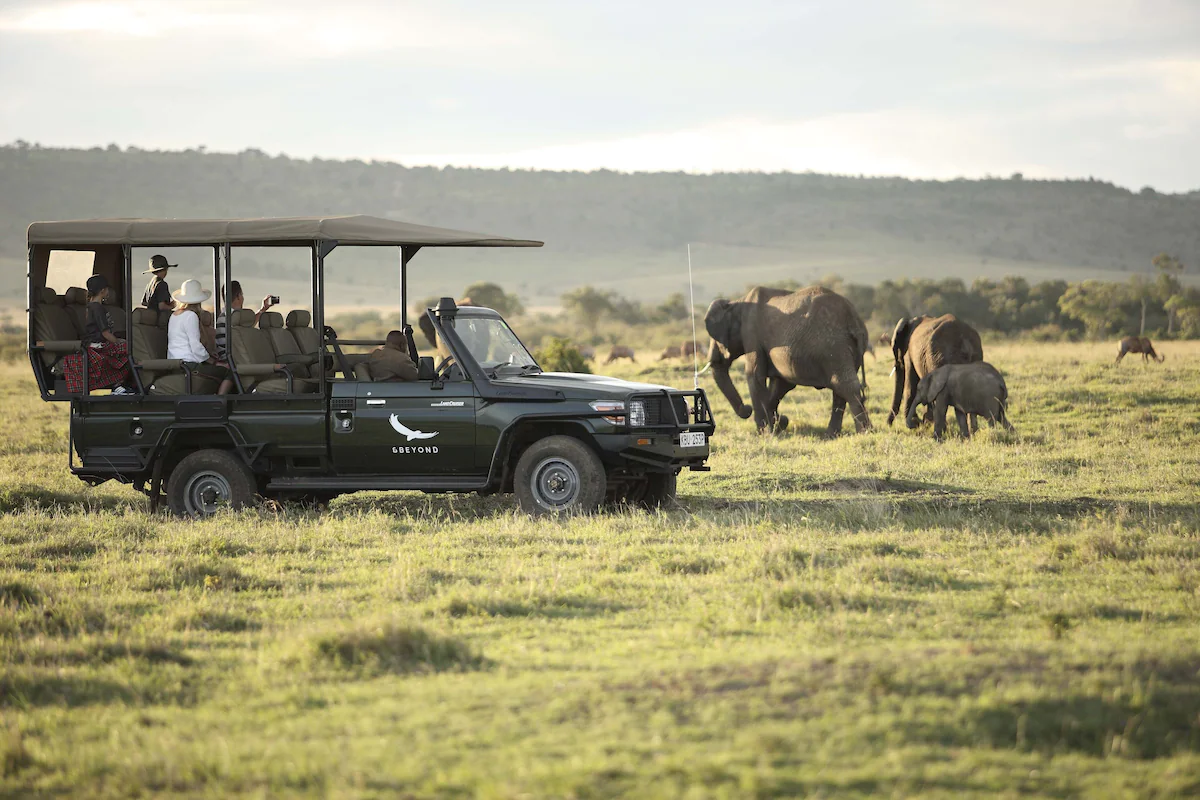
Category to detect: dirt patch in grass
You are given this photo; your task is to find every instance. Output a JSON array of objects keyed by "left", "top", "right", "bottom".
[
  {"left": 0, "top": 581, "right": 43, "bottom": 608},
  {"left": 444, "top": 593, "right": 624, "bottom": 619},
  {"left": 140, "top": 558, "right": 280, "bottom": 593},
  {"left": 172, "top": 609, "right": 259, "bottom": 633},
  {"left": 10, "top": 639, "right": 192, "bottom": 668},
  {"left": 809, "top": 477, "right": 973, "bottom": 496},
  {"left": 658, "top": 556, "right": 721, "bottom": 575},
  {"left": 310, "top": 621, "right": 486, "bottom": 676}
]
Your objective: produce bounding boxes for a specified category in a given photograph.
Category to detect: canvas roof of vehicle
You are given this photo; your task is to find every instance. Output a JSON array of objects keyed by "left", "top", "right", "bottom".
[{"left": 26, "top": 215, "right": 543, "bottom": 248}]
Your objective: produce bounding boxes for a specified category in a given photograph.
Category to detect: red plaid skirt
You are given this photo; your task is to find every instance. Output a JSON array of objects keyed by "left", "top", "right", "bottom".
[{"left": 63, "top": 340, "right": 132, "bottom": 394}]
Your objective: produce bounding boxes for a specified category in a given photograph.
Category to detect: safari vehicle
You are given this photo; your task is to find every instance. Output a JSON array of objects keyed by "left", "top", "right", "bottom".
[{"left": 27, "top": 216, "right": 714, "bottom": 516}]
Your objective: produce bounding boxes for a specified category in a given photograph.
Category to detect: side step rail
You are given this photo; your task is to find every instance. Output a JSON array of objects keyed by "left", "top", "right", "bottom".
[{"left": 266, "top": 475, "right": 489, "bottom": 492}]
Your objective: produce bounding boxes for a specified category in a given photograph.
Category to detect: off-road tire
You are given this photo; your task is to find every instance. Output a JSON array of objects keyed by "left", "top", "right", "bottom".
[
  {"left": 514, "top": 436, "right": 605, "bottom": 516},
  {"left": 167, "top": 449, "right": 257, "bottom": 518},
  {"left": 639, "top": 471, "right": 678, "bottom": 509}
]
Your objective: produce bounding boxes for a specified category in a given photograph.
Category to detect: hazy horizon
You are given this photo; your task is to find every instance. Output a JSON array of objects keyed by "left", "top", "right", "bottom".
[{"left": 1, "top": 0, "right": 1198, "bottom": 192}]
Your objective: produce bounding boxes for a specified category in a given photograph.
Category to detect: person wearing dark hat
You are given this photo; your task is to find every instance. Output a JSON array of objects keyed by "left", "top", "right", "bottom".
[
  {"left": 84, "top": 275, "right": 119, "bottom": 346},
  {"left": 62, "top": 273, "right": 133, "bottom": 395},
  {"left": 141, "top": 254, "right": 177, "bottom": 311}
]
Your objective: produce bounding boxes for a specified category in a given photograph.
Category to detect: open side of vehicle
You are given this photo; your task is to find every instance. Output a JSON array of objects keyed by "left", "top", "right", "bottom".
[{"left": 27, "top": 215, "right": 714, "bottom": 516}]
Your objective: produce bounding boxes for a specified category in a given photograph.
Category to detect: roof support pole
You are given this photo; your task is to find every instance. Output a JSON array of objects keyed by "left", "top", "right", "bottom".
[{"left": 400, "top": 245, "right": 421, "bottom": 361}]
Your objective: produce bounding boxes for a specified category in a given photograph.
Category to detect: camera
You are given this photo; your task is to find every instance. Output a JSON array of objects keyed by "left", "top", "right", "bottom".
[{"left": 269, "top": 295, "right": 280, "bottom": 305}]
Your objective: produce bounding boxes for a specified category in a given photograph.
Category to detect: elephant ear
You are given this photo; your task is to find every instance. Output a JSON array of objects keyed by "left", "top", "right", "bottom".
[
  {"left": 891, "top": 317, "right": 914, "bottom": 364},
  {"left": 926, "top": 367, "right": 951, "bottom": 405},
  {"left": 704, "top": 299, "right": 742, "bottom": 357}
]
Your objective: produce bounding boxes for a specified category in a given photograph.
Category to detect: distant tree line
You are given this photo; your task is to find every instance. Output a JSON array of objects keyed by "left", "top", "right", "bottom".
[{"left": 543, "top": 255, "right": 1200, "bottom": 341}]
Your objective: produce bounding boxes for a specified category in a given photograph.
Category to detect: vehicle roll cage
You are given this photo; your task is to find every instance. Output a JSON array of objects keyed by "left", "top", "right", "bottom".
[{"left": 26, "top": 215, "right": 543, "bottom": 401}]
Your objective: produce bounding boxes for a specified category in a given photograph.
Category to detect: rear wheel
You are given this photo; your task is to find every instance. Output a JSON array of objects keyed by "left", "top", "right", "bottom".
[
  {"left": 514, "top": 436, "right": 605, "bottom": 516},
  {"left": 167, "top": 449, "right": 257, "bottom": 517}
]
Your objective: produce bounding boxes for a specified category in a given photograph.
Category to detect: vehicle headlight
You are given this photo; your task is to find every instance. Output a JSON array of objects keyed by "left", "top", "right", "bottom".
[
  {"left": 629, "top": 399, "right": 647, "bottom": 427},
  {"left": 590, "top": 400, "right": 625, "bottom": 424}
]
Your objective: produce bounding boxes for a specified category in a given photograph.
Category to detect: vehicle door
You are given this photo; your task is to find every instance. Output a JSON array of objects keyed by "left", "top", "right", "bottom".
[{"left": 331, "top": 377, "right": 479, "bottom": 475}]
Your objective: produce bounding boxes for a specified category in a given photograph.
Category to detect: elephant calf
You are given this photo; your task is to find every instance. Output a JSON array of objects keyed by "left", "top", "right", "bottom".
[{"left": 906, "top": 362, "right": 1014, "bottom": 440}]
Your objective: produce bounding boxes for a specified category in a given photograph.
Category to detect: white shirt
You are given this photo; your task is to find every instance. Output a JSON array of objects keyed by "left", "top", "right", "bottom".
[{"left": 167, "top": 310, "right": 211, "bottom": 363}]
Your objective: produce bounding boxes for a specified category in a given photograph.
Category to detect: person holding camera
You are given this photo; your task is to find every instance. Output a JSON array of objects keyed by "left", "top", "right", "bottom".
[{"left": 215, "top": 280, "right": 277, "bottom": 361}]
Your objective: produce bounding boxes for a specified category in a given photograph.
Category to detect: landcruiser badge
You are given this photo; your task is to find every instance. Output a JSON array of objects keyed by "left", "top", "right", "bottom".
[
  {"left": 389, "top": 415, "right": 439, "bottom": 441},
  {"left": 430, "top": 400, "right": 465, "bottom": 407}
]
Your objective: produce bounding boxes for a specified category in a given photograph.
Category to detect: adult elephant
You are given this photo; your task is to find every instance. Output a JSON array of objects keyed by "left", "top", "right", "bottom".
[
  {"left": 887, "top": 314, "right": 982, "bottom": 426},
  {"left": 705, "top": 286, "right": 871, "bottom": 435}
]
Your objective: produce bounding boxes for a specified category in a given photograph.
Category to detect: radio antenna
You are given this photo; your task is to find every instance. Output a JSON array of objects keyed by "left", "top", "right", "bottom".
[{"left": 688, "top": 243, "right": 699, "bottom": 390}]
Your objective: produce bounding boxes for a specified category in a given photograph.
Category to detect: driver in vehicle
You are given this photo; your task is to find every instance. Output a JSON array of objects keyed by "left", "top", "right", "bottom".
[{"left": 367, "top": 330, "right": 418, "bottom": 381}]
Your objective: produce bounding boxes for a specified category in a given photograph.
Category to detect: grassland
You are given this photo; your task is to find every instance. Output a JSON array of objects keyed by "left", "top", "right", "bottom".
[{"left": 1, "top": 341, "right": 1199, "bottom": 798}]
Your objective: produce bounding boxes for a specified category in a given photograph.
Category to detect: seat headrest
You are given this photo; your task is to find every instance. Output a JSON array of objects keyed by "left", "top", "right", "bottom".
[
  {"left": 158, "top": 311, "right": 172, "bottom": 327},
  {"left": 285, "top": 309, "right": 311, "bottom": 328},
  {"left": 64, "top": 287, "right": 87, "bottom": 305},
  {"left": 39, "top": 287, "right": 59, "bottom": 304},
  {"left": 232, "top": 308, "right": 258, "bottom": 327},
  {"left": 132, "top": 308, "right": 159, "bottom": 326},
  {"left": 197, "top": 309, "right": 214, "bottom": 327},
  {"left": 259, "top": 311, "right": 284, "bottom": 329}
]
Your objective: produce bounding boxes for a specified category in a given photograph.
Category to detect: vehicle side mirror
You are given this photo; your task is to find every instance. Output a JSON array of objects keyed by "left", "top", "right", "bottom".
[{"left": 418, "top": 356, "right": 435, "bottom": 381}]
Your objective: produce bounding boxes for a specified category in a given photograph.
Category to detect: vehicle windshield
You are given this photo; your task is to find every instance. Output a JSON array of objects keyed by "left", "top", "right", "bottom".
[{"left": 450, "top": 316, "right": 540, "bottom": 375}]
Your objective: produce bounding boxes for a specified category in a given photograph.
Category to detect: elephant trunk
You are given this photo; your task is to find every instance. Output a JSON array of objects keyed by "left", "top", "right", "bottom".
[
  {"left": 1156, "top": 351, "right": 1166, "bottom": 363},
  {"left": 709, "top": 348, "right": 751, "bottom": 420},
  {"left": 905, "top": 401, "right": 921, "bottom": 430}
]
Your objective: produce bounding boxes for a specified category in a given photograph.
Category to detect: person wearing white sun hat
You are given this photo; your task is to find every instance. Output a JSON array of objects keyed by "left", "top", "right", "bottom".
[{"left": 167, "top": 279, "right": 234, "bottom": 395}]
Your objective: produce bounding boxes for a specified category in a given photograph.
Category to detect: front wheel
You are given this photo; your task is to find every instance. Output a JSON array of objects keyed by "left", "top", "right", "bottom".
[
  {"left": 513, "top": 436, "right": 606, "bottom": 516},
  {"left": 167, "top": 449, "right": 257, "bottom": 517}
]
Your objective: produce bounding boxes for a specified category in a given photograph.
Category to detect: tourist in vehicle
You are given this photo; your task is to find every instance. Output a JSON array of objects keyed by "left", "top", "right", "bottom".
[
  {"left": 141, "top": 255, "right": 177, "bottom": 311},
  {"left": 167, "top": 279, "right": 234, "bottom": 395},
  {"left": 367, "top": 330, "right": 418, "bottom": 381},
  {"left": 215, "top": 280, "right": 276, "bottom": 360},
  {"left": 63, "top": 274, "right": 133, "bottom": 394}
]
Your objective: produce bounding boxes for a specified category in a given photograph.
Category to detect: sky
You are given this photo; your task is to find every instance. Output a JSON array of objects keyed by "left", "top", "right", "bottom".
[{"left": 0, "top": 0, "right": 1198, "bottom": 191}]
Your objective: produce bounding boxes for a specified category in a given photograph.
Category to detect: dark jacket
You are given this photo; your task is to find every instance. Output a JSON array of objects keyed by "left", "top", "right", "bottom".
[{"left": 367, "top": 344, "right": 418, "bottom": 381}]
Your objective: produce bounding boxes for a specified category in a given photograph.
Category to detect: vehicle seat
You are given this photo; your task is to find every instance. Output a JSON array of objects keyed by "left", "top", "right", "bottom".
[
  {"left": 230, "top": 309, "right": 316, "bottom": 394},
  {"left": 260, "top": 311, "right": 313, "bottom": 377},
  {"left": 102, "top": 294, "right": 128, "bottom": 339},
  {"left": 353, "top": 362, "right": 373, "bottom": 381},
  {"left": 63, "top": 287, "right": 88, "bottom": 337},
  {"left": 285, "top": 310, "right": 320, "bottom": 356},
  {"left": 32, "top": 288, "right": 82, "bottom": 366},
  {"left": 130, "top": 308, "right": 218, "bottom": 395}
]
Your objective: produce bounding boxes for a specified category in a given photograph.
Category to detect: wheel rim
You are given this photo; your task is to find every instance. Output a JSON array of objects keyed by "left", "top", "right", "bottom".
[
  {"left": 531, "top": 457, "right": 581, "bottom": 509},
  {"left": 183, "top": 470, "right": 232, "bottom": 516}
]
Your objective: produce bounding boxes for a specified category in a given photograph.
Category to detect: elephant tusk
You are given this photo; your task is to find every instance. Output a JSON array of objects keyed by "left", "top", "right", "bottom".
[
  {"left": 889, "top": 365, "right": 896, "bottom": 377},
  {"left": 698, "top": 363, "right": 712, "bottom": 375}
]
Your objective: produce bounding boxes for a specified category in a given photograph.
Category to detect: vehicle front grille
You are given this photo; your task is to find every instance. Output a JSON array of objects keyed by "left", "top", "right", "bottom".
[{"left": 639, "top": 395, "right": 691, "bottom": 426}]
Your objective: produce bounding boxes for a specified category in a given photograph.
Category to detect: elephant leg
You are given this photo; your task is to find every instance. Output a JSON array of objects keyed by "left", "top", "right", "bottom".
[
  {"left": 932, "top": 395, "right": 950, "bottom": 441},
  {"left": 765, "top": 378, "right": 793, "bottom": 432},
  {"left": 828, "top": 393, "right": 848, "bottom": 436},
  {"left": 901, "top": 362, "right": 920, "bottom": 425},
  {"left": 956, "top": 407, "right": 971, "bottom": 439},
  {"left": 970, "top": 413, "right": 979, "bottom": 433},
  {"left": 744, "top": 353, "right": 772, "bottom": 433},
  {"left": 887, "top": 360, "right": 905, "bottom": 426}
]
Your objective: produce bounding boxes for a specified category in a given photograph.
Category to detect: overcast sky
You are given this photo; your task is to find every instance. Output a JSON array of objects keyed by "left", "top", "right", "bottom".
[{"left": 1, "top": 0, "right": 1198, "bottom": 191}]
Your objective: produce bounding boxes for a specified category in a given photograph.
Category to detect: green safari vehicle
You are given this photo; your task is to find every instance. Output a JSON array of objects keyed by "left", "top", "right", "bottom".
[{"left": 27, "top": 216, "right": 714, "bottom": 516}]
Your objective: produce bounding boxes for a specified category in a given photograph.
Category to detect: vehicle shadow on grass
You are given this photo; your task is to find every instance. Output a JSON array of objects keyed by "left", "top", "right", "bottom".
[{"left": 0, "top": 484, "right": 144, "bottom": 515}]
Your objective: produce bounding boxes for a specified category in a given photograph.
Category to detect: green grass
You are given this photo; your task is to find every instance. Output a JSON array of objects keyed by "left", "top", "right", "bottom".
[{"left": 1, "top": 342, "right": 1199, "bottom": 797}]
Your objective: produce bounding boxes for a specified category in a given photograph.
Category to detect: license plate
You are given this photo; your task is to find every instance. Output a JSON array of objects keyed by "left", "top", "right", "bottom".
[{"left": 679, "top": 431, "right": 706, "bottom": 448}]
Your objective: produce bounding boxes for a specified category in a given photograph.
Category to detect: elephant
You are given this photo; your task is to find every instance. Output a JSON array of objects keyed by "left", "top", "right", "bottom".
[
  {"left": 906, "top": 362, "right": 1014, "bottom": 441},
  {"left": 1115, "top": 336, "right": 1164, "bottom": 364},
  {"left": 888, "top": 314, "right": 982, "bottom": 429},
  {"left": 704, "top": 285, "right": 871, "bottom": 435}
]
